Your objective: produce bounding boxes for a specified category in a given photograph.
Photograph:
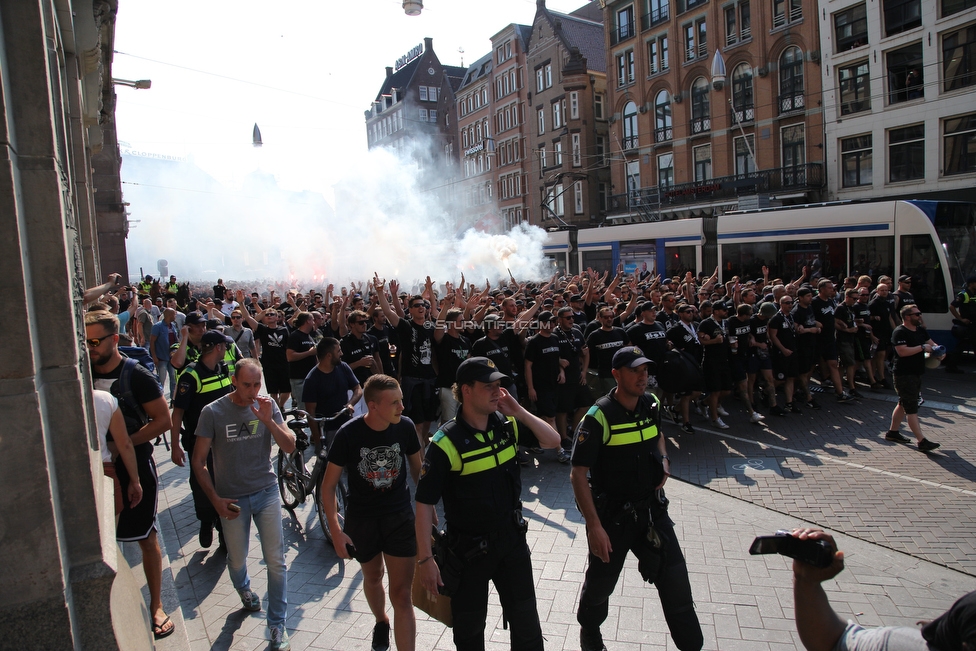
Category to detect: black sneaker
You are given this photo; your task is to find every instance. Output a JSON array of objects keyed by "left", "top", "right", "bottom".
[
  {"left": 806, "top": 399, "right": 822, "bottom": 410},
  {"left": 681, "top": 422, "right": 695, "bottom": 434},
  {"left": 850, "top": 389, "right": 864, "bottom": 399},
  {"left": 788, "top": 402, "right": 802, "bottom": 414},
  {"left": 837, "top": 392, "right": 853, "bottom": 403},
  {"left": 884, "top": 431, "right": 912, "bottom": 443},
  {"left": 371, "top": 621, "right": 391, "bottom": 651},
  {"left": 771, "top": 405, "right": 787, "bottom": 417},
  {"left": 580, "top": 627, "right": 607, "bottom": 651},
  {"left": 945, "top": 367, "right": 964, "bottom": 374},
  {"left": 918, "top": 439, "right": 941, "bottom": 453},
  {"left": 199, "top": 521, "right": 213, "bottom": 548}
]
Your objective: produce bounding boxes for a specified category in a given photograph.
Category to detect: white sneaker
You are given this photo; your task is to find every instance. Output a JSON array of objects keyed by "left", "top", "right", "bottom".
[
  {"left": 749, "top": 411, "right": 764, "bottom": 423},
  {"left": 717, "top": 406, "right": 729, "bottom": 417},
  {"left": 271, "top": 625, "right": 291, "bottom": 651},
  {"left": 556, "top": 449, "right": 571, "bottom": 464},
  {"left": 712, "top": 418, "right": 730, "bottom": 429}
]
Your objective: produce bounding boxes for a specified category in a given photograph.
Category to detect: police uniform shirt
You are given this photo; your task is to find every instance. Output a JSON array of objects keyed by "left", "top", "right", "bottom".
[
  {"left": 173, "top": 360, "right": 233, "bottom": 437},
  {"left": 952, "top": 289, "right": 976, "bottom": 321},
  {"left": 415, "top": 413, "right": 540, "bottom": 535},
  {"left": 571, "top": 391, "right": 664, "bottom": 502}
]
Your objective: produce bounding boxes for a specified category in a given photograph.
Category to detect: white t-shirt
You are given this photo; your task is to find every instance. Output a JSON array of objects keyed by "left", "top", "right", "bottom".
[
  {"left": 92, "top": 390, "right": 117, "bottom": 463},
  {"left": 835, "top": 622, "right": 936, "bottom": 651}
]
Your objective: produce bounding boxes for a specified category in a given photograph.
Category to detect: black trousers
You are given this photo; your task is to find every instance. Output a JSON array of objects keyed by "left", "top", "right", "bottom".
[
  {"left": 449, "top": 528, "right": 543, "bottom": 651},
  {"left": 577, "top": 508, "right": 703, "bottom": 651},
  {"left": 182, "top": 432, "right": 220, "bottom": 529}
]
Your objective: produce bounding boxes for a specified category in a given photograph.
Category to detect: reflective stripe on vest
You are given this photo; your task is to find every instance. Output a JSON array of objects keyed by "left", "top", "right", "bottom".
[
  {"left": 185, "top": 367, "right": 231, "bottom": 394},
  {"left": 432, "top": 416, "right": 519, "bottom": 476},
  {"left": 586, "top": 395, "right": 660, "bottom": 446}
]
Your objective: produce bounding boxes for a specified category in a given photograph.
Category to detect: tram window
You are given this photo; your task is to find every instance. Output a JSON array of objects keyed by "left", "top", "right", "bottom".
[
  {"left": 582, "top": 250, "right": 613, "bottom": 275},
  {"left": 665, "top": 245, "right": 696, "bottom": 278},
  {"left": 900, "top": 234, "right": 949, "bottom": 313},
  {"left": 723, "top": 239, "right": 845, "bottom": 282},
  {"left": 850, "top": 236, "right": 894, "bottom": 280},
  {"left": 933, "top": 202, "right": 976, "bottom": 288}
]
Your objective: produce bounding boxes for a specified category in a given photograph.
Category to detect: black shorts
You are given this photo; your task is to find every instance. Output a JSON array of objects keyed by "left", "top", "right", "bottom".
[
  {"left": 116, "top": 444, "right": 158, "bottom": 542},
  {"left": 702, "top": 363, "right": 733, "bottom": 392},
  {"left": 838, "top": 341, "right": 857, "bottom": 368},
  {"left": 556, "top": 381, "right": 593, "bottom": 412},
  {"left": 795, "top": 346, "right": 817, "bottom": 374},
  {"left": 732, "top": 357, "right": 749, "bottom": 383},
  {"left": 747, "top": 352, "right": 773, "bottom": 373},
  {"left": 343, "top": 507, "right": 417, "bottom": 563},
  {"left": 262, "top": 359, "right": 291, "bottom": 394},
  {"left": 818, "top": 339, "right": 838, "bottom": 362},
  {"left": 401, "top": 376, "right": 439, "bottom": 423},
  {"left": 773, "top": 351, "right": 799, "bottom": 379},
  {"left": 894, "top": 374, "right": 921, "bottom": 415},
  {"left": 533, "top": 390, "right": 558, "bottom": 418}
]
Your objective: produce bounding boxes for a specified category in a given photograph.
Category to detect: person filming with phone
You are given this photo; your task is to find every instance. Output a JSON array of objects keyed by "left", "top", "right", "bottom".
[{"left": 788, "top": 528, "right": 975, "bottom": 651}]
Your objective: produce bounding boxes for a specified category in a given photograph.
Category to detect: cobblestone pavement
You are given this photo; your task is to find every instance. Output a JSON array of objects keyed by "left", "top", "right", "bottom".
[{"left": 150, "top": 368, "right": 976, "bottom": 650}]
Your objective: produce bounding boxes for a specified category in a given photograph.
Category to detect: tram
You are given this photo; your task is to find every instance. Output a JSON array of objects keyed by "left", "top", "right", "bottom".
[{"left": 544, "top": 200, "right": 976, "bottom": 344}]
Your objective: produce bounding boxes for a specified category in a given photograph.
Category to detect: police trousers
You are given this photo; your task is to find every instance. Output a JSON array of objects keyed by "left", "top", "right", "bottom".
[
  {"left": 577, "top": 507, "right": 703, "bottom": 651},
  {"left": 450, "top": 526, "right": 543, "bottom": 651},
  {"left": 182, "top": 432, "right": 220, "bottom": 529}
]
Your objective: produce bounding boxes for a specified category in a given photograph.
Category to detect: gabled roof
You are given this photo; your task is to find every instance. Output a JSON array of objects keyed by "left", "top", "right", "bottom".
[
  {"left": 372, "top": 57, "right": 422, "bottom": 103},
  {"left": 516, "top": 23, "right": 533, "bottom": 48},
  {"left": 458, "top": 53, "right": 493, "bottom": 90},
  {"left": 549, "top": 9, "right": 606, "bottom": 73},
  {"left": 443, "top": 65, "right": 467, "bottom": 92}
]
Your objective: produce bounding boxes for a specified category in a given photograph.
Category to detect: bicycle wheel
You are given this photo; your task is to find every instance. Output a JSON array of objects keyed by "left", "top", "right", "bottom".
[
  {"left": 277, "top": 450, "right": 305, "bottom": 510},
  {"left": 315, "top": 475, "right": 348, "bottom": 545}
]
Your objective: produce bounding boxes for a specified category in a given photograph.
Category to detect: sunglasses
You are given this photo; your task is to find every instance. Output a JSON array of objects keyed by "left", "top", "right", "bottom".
[
  {"left": 349, "top": 320, "right": 366, "bottom": 325},
  {"left": 908, "top": 312, "right": 922, "bottom": 316},
  {"left": 232, "top": 315, "right": 243, "bottom": 319},
  {"left": 86, "top": 336, "right": 111, "bottom": 348}
]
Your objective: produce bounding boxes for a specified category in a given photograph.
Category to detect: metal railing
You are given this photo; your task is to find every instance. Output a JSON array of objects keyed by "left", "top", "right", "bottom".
[
  {"left": 655, "top": 126, "right": 673, "bottom": 143},
  {"left": 690, "top": 117, "right": 711, "bottom": 134},
  {"left": 611, "top": 22, "right": 636, "bottom": 45},
  {"left": 731, "top": 104, "right": 755, "bottom": 124},
  {"left": 641, "top": 4, "right": 670, "bottom": 30},
  {"left": 778, "top": 91, "right": 805, "bottom": 114}
]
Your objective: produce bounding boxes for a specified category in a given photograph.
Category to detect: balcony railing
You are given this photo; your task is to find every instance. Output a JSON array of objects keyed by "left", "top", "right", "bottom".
[
  {"left": 731, "top": 104, "right": 755, "bottom": 124},
  {"left": 655, "top": 126, "right": 673, "bottom": 142},
  {"left": 641, "top": 4, "right": 670, "bottom": 30},
  {"left": 622, "top": 135, "right": 640, "bottom": 150},
  {"left": 690, "top": 117, "right": 711, "bottom": 134},
  {"left": 607, "top": 163, "right": 824, "bottom": 216},
  {"left": 773, "top": 5, "right": 802, "bottom": 27},
  {"left": 611, "top": 22, "right": 637, "bottom": 45},
  {"left": 778, "top": 91, "right": 805, "bottom": 114}
]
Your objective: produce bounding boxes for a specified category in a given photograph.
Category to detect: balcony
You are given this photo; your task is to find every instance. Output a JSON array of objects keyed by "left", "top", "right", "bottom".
[
  {"left": 690, "top": 117, "right": 711, "bottom": 134},
  {"left": 731, "top": 104, "right": 755, "bottom": 124},
  {"left": 611, "top": 22, "right": 637, "bottom": 45},
  {"left": 641, "top": 4, "right": 670, "bottom": 30},
  {"left": 778, "top": 92, "right": 805, "bottom": 114},
  {"left": 655, "top": 126, "right": 673, "bottom": 142},
  {"left": 773, "top": 5, "right": 802, "bottom": 28},
  {"left": 622, "top": 135, "right": 641, "bottom": 150},
  {"left": 607, "top": 163, "right": 824, "bottom": 217}
]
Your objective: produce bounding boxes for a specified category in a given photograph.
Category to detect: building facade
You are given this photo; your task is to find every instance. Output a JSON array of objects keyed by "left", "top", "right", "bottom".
[
  {"left": 603, "top": 0, "right": 825, "bottom": 223},
  {"left": 820, "top": 0, "right": 976, "bottom": 200},
  {"left": 456, "top": 52, "right": 498, "bottom": 232},
  {"left": 527, "top": 0, "right": 611, "bottom": 230}
]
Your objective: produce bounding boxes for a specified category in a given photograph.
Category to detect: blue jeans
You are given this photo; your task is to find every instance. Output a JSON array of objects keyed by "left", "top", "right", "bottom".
[
  {"left": 156, "top": 360, "right": 177, "bottom": 400},
  {"left": 221, "top": 485, "right": 288, "bottom": 627}
]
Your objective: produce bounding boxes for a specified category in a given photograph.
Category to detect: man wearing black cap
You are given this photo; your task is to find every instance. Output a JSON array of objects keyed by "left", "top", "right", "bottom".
[
  {"left": 946, "top": 276, "right": 976, "bottom": 373},
  {"left": 698, "top": 302, "right": 733, "bottom": 427},
  {"left": 171, "top": 330, "right": 235, "bottom": 550},
  {"left": 893, "top": 275, "right": 916, "bottom": 320},
  {"left": 571, "top": 347, "right": 703, "bottom": 651},
  {"left": 790, "top": 528, "right": 974, "bottom": 651},
  {"left": 793, "top": 287, "right": 823, "bottom": 409},
  {"left": 414, "top": 357, "right": 560, "bottom": 651}
]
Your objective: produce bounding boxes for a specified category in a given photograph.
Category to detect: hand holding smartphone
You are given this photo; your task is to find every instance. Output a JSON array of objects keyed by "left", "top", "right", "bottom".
[{"left": 749, "top": 530, "right": 834, "bottom": 568}]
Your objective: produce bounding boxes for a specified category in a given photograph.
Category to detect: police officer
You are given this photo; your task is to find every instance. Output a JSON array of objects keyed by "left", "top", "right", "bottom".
[
  {"left": 414, "top": 357, "right": 560, "bottom": 651},
  {"left": 138, "top": 274, "right": 153, "bottom": 301},
  {"left": 946, "top": 275, "right": 976, "bottom": 373},
  {"left": 571, "top": 347, "right": 703, "bottom": 651}
]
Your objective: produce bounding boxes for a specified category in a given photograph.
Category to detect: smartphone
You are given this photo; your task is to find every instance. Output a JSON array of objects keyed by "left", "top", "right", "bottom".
[
  {"left": 227, "top": 503, "right": 241, "bottom": 513},
  {"left": 749, "top": 530, "right": 834, "bottom": 568}
]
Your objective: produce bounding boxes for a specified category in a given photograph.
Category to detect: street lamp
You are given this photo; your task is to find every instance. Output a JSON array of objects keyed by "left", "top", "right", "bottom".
[
  {"left": 403, "top": 0, "right": 422, "bottom": 15},
  {"left": 112, "top": 78, "right": 151, "bottom": 89}
]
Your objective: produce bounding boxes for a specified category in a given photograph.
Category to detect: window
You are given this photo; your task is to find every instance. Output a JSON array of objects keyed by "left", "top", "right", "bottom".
[
  {"left": 476, "top": 122, "right": 482, "bottom": 140},
  {"left": 834, "top": 4, "right": 867, "bottom": 52},
  {"left": 555, "top": 141, "right": 563, "bottom": 165},
  {"left": 598, "top": 183, "right": 609, "bottom": 212},
  {"left": 617, "top": 49, "right": 636, "bottom": 85},
  {"left": 781, "top": 124, "right": 806, "bottom": 185},
  {"left": 726, "top": 6, "right": 737, "bottom": 45},
  {"left": 901, "top": 234, "right": 948, "bottom": 313},
  {"left": 658, "top": 152, "right": 674, "bottom": 187},
  {"left": 545, "top": 64, "right": 552, "bottom": 88},
  {"left": 731, "top": 64, "right": 754, "bottom": 122},
  {"left": 570, "top": 91, "right": 580, "bottom": 119},
  {"left": 419, "top": 86, "right": 428, "bottom": 101},
  {"left": 572, "top": 133, "right": 582, "bottom": 166},
  {"left": 943, "top": 25, "right": 976, "bottom": 93},
  {"left": 540, "top": 146, "right": 548, "bottom": 169},
  {"left": 841, "top": 134, "right": 873, "bottom": 186},
  {"left": 626, "top": 160, "right": 641, "bottom": 201},
  {"left": 419, "top": 108, "right": 428, "bottom": 122},
  {"left": 623, "top": 101, "right": 639, "bottom": 149},
  {"left": 430, "top": 109, "right": 438, "bottom": 122},
  {"left": 538, "top": 108, "right": 545, "bottom": 135},
  {"left": 649, "top": 35, "right": 669, "bottom": 73},
  {"left": 574, "top": 181, "right": 584, "bottom": 214},
  {"left": 888, "top": 124, "right": 924, "bottom": 182},
  {"left": 646, "top": 0, "right": 670, "bottom": 27},
  {"left": 944, "top": 113, "right": 976, "bottom": 175},
  {"left": 553, "top": 101, "right": 562, "bottom": 129},
  {"left": 596, "top": 135, "right": 607, "bottom": 166},
  {"left": 943, "top": 0, "right": 976, "bottom": 17},
  {"left": 839, "top": 61, "right": 871, "bottom": 115},
  {"left": 773, "top": 0, "right": 802, "bottom": 28},
  {"left": 655, "top": 90, "right": 672, "bottom": 142},
  {"left": 548, "top": 184, "right": 564, "bottom": 216},
  {"left": 694, "top": 144, "right": 712, "bottom": 182},
  {"left": 887, "top": 42, "right": 924, "bottom": 104},
  {"left": 595, "top": 93, "right": 605, "bottom": 119},
  {"left": 735, "top": 135, "right": 756, "bottom": 175},
  {"left": 685, "top": 23, "right": 696, "bottom": 62},
  {"left": 779, "top": 46, "right": 804, "bottom": 113},
  {"left": 691, "top": 77, "right": 710, "bottom": 134},
  {"left": 723, "top": 1, "right": 751, "bottom": 44},
  {"left": 617, "top": 5, "right": 636, "bottom": 42},
  {"left": 537, "top": 68, "right": 544, "bottom": 92},
  {"left": 883, "top": 0, "right": 921, "bottom": 36},
  {"left": 698, "top": 20, "right": 708, "bottom": 58}
]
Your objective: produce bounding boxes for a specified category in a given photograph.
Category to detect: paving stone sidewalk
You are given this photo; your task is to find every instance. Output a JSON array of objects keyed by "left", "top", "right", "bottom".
[{"left": 154, "top": 443, "right": 975, "bottom": 651}]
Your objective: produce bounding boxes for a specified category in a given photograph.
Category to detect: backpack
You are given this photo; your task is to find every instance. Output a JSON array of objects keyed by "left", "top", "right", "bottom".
[
  {"left": 116, "top": 347, "right": 163, "bottom": 435},
  {"left": 657, "top": 349, "right": 705, "bottom": 394}
]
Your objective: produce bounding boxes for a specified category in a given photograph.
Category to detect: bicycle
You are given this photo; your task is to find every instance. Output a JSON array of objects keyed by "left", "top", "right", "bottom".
[{"left": 278, "top": 409, "right": 350, "bottom": 544}]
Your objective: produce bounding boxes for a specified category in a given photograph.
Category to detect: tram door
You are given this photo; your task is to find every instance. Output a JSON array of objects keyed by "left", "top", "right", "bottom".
[{"left": 702, "top": 215, "right": 718, "bottom": 274}]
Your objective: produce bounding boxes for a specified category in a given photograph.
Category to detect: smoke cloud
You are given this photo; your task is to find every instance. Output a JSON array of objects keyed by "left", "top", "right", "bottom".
[{"left": 122, "top": 139, "right": 552, "bottom": 290}]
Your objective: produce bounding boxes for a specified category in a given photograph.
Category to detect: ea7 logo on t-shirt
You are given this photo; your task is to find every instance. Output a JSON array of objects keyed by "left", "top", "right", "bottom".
[{"left": 225, "top": 420, "right": 260, "bottom": 440}]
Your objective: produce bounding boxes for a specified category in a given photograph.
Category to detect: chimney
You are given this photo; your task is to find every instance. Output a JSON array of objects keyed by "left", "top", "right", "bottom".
[
  {"left": 424, "top": 37, "right": 433, "bottom": 51},
  {"left": 386, "top": 66, "right": 393, "bottom": 78}
]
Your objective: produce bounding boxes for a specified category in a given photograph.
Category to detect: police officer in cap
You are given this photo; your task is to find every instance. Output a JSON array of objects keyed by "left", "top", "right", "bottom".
[
  {"left": 947, "top": 275, "right": 976, "bottom": 373},
  {"left": 414, "top": 357, "right": 561, "bottom": 651},
  {"left": 571, "top": 347, "right": 703, "bottom": 651}
]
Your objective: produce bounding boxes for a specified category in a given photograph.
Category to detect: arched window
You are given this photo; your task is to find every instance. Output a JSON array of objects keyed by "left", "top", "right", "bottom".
[
  {"left": 691, "top": 77, "right": 710, "bottom": 134},
  {"left": 622, "top": 101, "right": 639, "bottom": 149},
  {"left": 779, "top": 46, "right": 804, "bottom": 113},
  {"left": 654, "top": 90, "right": 672, "bottom": 142},
  {"left": 731, "top": 64, "right": 754, "bottom": 122}
]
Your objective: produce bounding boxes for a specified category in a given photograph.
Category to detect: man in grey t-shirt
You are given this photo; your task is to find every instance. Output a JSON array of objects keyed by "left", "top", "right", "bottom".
[{"left": 193, "top": 358, "right": 296, "bottom": 651}]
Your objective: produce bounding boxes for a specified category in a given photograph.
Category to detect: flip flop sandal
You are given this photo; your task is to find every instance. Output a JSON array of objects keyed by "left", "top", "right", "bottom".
[{"left": 153, "top": 615, "right": 175, "bottom": 639}]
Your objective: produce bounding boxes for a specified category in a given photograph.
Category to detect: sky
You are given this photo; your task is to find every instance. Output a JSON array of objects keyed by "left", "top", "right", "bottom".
[{"left": 112, "top": 0, "right": 593, "bottom": 201}]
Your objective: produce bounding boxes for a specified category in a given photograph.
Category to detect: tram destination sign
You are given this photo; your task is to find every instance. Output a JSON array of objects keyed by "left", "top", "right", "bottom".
[{"left": 395, "top": 43, "right": 424, "bottom": 71}]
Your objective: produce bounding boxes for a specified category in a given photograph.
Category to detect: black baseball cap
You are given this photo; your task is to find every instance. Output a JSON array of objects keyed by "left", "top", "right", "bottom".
[
  {"left": 184, "top": 311, "right": 206, "bottom": 325},
  {"left": 456, "top": 357, "right": 509, "bottom": 384},
  {"left": 898, "top": 275, "right": 912, "bottom": 283},
  {"left": 612, "top": 346, "right": 654, "bottom": 370},
  {"left": 639, "top": 301, "right": 658, "bottom": 312},
  {"left": 201, "top": 330, "right": 231, "bottom": 348}
]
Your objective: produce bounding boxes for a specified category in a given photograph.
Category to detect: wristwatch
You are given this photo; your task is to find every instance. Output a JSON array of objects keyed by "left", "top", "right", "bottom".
[{"left": 661, "top": 455, "right": 670, "bottom": 461}]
